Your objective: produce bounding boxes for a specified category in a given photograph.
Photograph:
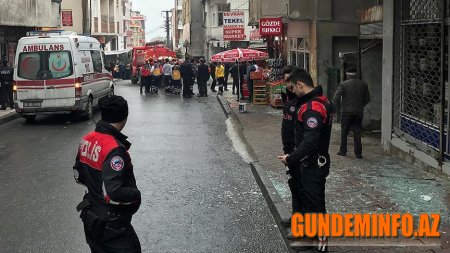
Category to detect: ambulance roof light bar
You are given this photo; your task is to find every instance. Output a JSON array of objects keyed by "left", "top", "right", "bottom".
[{"left": 26, "top": 30, "right": 77, "bottom": 37}]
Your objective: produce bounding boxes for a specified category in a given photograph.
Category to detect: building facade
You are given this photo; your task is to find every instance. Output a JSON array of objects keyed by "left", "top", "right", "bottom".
[
  {"left": 382, "top": 0, "right": 450, "bottom": 176},
  {"left": 129, "top": 11, "right": 146, "bottom": 47},
  {"left": 248, "top": 0, "right": 382, "bottom": 129},
  {"left": 90, "top": 0, "right": 127, "bottom": 51},
  {"left": 0, "top": 0, "right": 61, "bottom": 64},
  {"left": 181, "top": 0, "right": 205, "bottom": 58},
  {"left": 172, "top": 0, "right": 184, "bottom": 53}
]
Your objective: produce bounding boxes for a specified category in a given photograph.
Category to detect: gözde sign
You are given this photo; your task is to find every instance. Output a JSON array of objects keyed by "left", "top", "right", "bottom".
[
  {"left": 259, "top": 17, "right": 283, "bottom": 36},
  {"left": 223, "top": 11, "right": 245, "bottom": 41}
]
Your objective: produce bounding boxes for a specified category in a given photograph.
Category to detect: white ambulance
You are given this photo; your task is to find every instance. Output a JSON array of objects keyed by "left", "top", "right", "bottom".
[{"left": 13, "top": 31, "right": 114, "bottom": 121}]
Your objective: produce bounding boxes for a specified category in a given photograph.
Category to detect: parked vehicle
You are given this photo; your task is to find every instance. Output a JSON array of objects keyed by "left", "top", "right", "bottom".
[{"left": 13, "top": 31, "right": 114, "bottom": 121}]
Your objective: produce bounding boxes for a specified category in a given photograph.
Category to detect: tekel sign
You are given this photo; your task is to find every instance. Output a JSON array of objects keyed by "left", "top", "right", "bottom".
[
  {"left": 259, "top": 17, "right": 283, "bottom": 36},
  {"left": 223, "top": 11, "right": 245, "bottom": 41}
]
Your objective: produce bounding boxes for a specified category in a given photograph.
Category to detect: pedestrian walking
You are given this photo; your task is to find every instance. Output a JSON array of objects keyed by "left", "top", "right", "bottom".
[
  {"left": 73, "top": 95, "right": 142, "bottom": 253},
  {"left": 0, "top": 57, "right": 14, "bottom": 110},
  {"left": 215, "top": 62, "right": 225, "bottom": 95},
  {"left": 180, "top": 58, "right": 195, "bottom": 98},
  {"left": 246, "top": 60, "right": 257, "bottom": 103},
  {"left": 229, "top": 62, "right": 243, "bottom": 99},
  {"left": 119, "top": 62, "right": 126, "bottom": 80},
  {"left": 224, "top": 62, "right": 230, "bottom": 91},
  {"left": 171, "top": 64, "right": 182, "bottom": 95},
  {"left": 162, "top": 58, "right": 173, "bottom": 94},
  {"left": 209, "top": 62, "right": 217, "bottom": 92},
  {"left": 197, "top": 58, "right": 209, "bottom": 97},
  {"left": 332, "top": 67, "right": 370, "bottom": 159},
  {"left": 278, "top": 68, "right": 332, "bottom": 252}
]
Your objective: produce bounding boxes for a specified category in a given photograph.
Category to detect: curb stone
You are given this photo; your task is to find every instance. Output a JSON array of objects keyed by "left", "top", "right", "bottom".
[
  {"left": 217, "top": 95, "right": 297, "bottom": 253},
  {"left": 0, "top": 111, "right": 20, "bottom": 125}
]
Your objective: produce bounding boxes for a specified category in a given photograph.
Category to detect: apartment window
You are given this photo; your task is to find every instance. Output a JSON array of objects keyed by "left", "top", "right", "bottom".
[
  {"left": 289, "top": 38, "right": 310, "bottom": 71},
  {"left": 214, "top": 3, "right": 230, "bottom": 27}
]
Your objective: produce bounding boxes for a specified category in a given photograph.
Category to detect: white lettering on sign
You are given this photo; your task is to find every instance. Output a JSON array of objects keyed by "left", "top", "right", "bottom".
[
  {"left": 261, "top": 28, "right": 282, "bottom": 33},
  {"left": 79, "top": 139, "right": 101, "bottom": 162},
  {"left": 22, "top": 44, "right": 65, "bottom": 52}
]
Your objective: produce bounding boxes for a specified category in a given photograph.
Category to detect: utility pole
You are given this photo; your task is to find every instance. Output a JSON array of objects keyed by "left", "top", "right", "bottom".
[{"left": 162, "top": 10, "right": 171, "bottom": 49}]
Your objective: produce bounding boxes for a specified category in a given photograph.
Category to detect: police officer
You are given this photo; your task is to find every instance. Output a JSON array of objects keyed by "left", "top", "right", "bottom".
[
  {"left": 0, "top": 57, "right": 14, "bottom": 110},
  {"left": 180, "top": 57, "right": 195, "bottom": 98},
  {"left": 280, "top": 65, "right": 301, "bottom": 215},
  {"left": 278, "top": 68, "right": 332, "bottom": 253},
  {"left": 73, "top": 95, "right": 141, "bottom": 253}
]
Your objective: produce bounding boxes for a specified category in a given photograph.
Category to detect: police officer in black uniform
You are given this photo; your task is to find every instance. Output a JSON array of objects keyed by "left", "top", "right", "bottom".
[
  {"left": 0, "top": 57, "right": 14, "bottom": 110},
  {"left": 278, "top": 68, "right": 332, "bottom": 253},
  {"left": 280, "top": 65, "right": 301, "bottom": 214},
  {"left": 73, "top": 95, "right": 142, "bottom": 253}
]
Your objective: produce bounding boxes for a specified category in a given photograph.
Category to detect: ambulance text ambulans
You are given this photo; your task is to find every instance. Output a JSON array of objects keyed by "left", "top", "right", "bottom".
[{"left": 13, "top": 31, "right": 114, "bottom": 121}]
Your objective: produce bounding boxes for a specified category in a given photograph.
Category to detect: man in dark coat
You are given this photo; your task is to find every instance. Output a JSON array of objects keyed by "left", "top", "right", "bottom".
[
  {"left": 197, "top": 58, "right": 209, "bottom": 97},
  {"left": 332, "top": 67, "right": 370, "bottom": 159},
  {"left": 180, "top": 58, "right": 195, "bottom": 98}
]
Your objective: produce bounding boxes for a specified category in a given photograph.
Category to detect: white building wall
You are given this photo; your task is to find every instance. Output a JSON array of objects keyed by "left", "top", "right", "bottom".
[{"left": 61, "top": 0, "right": 84, "bottom": 35}]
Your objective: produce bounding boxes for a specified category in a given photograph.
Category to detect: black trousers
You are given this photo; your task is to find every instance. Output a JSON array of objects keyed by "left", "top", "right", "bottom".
[
  {"left": 224, "top": 74, "right": 228, "bottom": 90},
  {"left": 82, "top": 210, "right": 141, "bottom": 253},
  {"left": 294, "top": 161, "right": 329, "bottom": 214},
  {"left": 217, "top": 77, "right": 225, "bottom": 92},
  {"left": 247, "top": 80, "right": 253, "bottom": 102},
  {"left": 210, "top": 76, "right": 216, "bottom": 90},
  {"left": 339, "top": 115, "right": 363, "bottom": 156},
  {"left": 198, "top": 79, "right": 207, "bottom": 96},
  {"left": 0, "top": 83, "right": 13, "bottom": 108},
  {"left": 182, "top": 78, "right": 192, "bottom": 97}
]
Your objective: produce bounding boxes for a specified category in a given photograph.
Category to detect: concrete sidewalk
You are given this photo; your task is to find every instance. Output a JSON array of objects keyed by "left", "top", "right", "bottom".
[
  {"left": 0, "top": 108, "right": 19, "bottom": 125},
  {"left": 221, "top": 90, "right": 450, "bottom": 253}
]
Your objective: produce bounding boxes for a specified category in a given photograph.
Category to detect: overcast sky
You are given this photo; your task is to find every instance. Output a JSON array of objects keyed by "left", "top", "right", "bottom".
[{"left": 132, "top": 0, "right": 174, "bottom": 41}]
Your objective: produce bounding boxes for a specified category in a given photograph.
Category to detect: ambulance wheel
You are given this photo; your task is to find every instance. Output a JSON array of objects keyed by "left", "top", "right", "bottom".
[
  {"left": 23, "top": 115, "right": 36, "bottom": 123},
  {"left": 82, "top": 97, "right": 93, "bottom": 120}
]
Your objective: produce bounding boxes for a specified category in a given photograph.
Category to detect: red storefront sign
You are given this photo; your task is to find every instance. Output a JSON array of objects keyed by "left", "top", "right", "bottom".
[
  {"left": 62, "top": 10, "right": 73, "bottom": 27},
  {"left": 223, "top": 27, "right": 245, "bottom": 41},
  {"left": 259, "top": 18, "right": 283, "bottom": 36}
]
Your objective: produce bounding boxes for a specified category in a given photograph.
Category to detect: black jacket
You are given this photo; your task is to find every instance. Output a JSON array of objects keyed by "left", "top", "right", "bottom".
[
  {"left": 209, "top": 63, "right": 216, "bottom": 78},
  {"left": 197, "top": 63, "right": 210, "bottom": 82},
  {"left": 281, "top": 89, "right": 298, "bottom": 154},
  {"left": 74, "top": 120, "right": 141, "bottom": 216},
  {"left": 180, "top": 61, "right": 195, "bottom": 79},
  {"left": 332, "top": 78, "right": 370, "bottom": 116},
  {"left": 0, "top": 65, "right": 13, "bottom": 84},
  {"left": 287, "top": 86, "right": 333, "bottom": 166}
]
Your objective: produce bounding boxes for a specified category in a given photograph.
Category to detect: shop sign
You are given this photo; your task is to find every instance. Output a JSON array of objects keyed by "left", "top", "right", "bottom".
[
  {"left": 259, "top": 17, "right": 283, "bottom": 36},
  {"left": 223, "top": 11, "right": 245, "bottom": 41},
  {"left": 62, "top": 10, "right": 73, "bottom": 27}
]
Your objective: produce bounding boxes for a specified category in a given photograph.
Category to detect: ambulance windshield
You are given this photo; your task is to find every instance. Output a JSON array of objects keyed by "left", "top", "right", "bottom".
[{"left": 18, "top": 51, "right": 73, "bottom": 80}]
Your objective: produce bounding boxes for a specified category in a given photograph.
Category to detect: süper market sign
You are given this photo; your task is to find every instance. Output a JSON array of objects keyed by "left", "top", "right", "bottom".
[
  {"left": 223, "top": 11, "right": 245, "bottom": 41},
  {"left": 259, "top": 17, "right": 283, "bottom": 36}
]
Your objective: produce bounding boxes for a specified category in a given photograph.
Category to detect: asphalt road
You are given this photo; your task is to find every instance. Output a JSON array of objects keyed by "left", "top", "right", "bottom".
[{"left": 0, "top": 80, "right": 286, "bottom": 253}]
